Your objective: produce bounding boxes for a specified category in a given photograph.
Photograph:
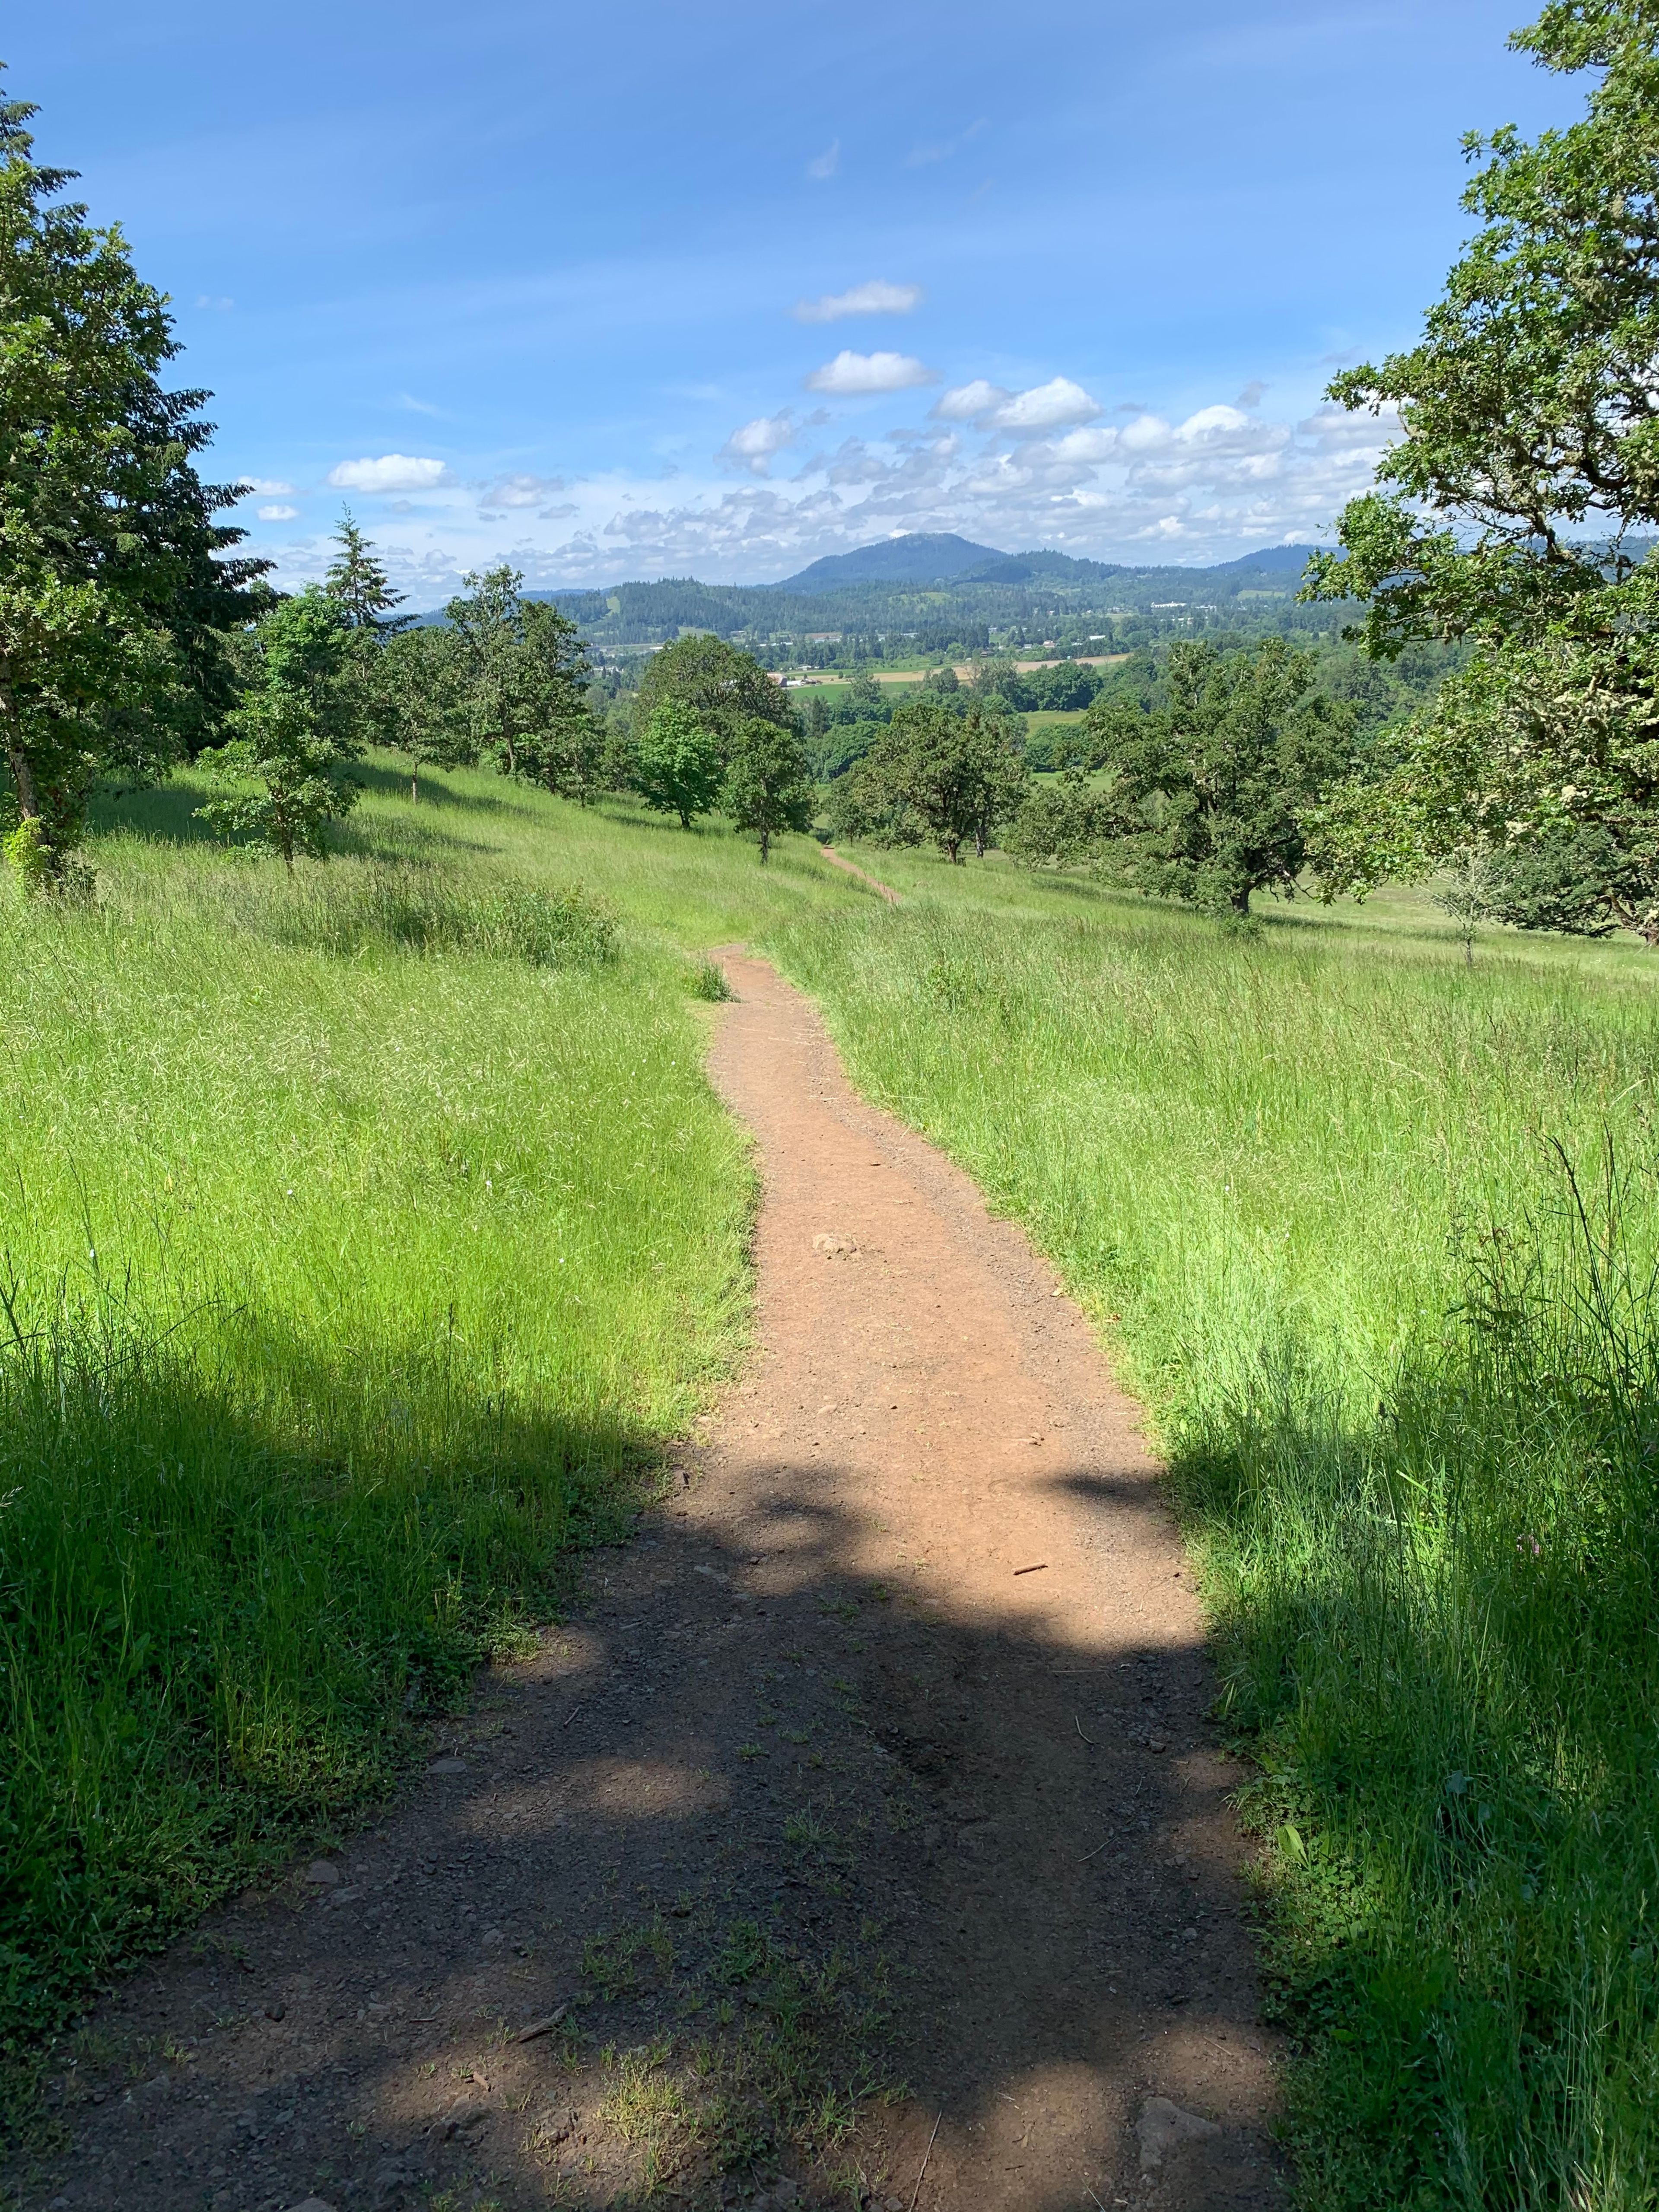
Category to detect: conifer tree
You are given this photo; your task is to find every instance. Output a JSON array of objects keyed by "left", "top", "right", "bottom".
[{"left": 0, "top": 75, "right": 265, "bottom": 881}]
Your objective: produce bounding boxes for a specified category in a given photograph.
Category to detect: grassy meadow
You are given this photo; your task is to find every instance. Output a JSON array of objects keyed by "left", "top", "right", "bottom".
[
  {"left": 0, "top": 763, "right": 864, "bottom": 2049},
  {"left": 780, "top": 846, "right": 1659, "bottom": 2211},
  {"left": 11, "top": 756, "right": 1659, "bottom": 2209}
]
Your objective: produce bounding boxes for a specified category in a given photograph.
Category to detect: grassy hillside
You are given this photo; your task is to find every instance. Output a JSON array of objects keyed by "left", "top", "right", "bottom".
[
  {"left": 778, "top": 847, "right": 1659, "bottom": 2209},
  {"left": 14, "top": 765, "right": 1659, "bottom": 2206},
  {"left": 0, "top": 766, "right": 865, "bottom": 2049}
]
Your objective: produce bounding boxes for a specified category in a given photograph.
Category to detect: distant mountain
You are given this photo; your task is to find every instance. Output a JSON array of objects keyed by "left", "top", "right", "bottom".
[
  {"left": 416, "top": 538, "right": 1350, "bottom": 642},
  {"left": 771, "top": 533, "right": 1004, "bottom": 592},
  {"left": 1209, "top": 544, "right": 1326, "bottom": 573},
  {"left": 957, "top": 550, "right": 1125, "bottom": 586}
]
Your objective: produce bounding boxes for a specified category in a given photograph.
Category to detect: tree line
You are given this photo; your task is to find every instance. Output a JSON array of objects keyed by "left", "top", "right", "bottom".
[{"left": 15, "top": 0, "right": 1659, "bottom": 941}]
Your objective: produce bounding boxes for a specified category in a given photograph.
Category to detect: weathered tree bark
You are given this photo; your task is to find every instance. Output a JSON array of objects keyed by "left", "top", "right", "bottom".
[{"left": 0, "top": 661, "right": 41, "bottom": 821}]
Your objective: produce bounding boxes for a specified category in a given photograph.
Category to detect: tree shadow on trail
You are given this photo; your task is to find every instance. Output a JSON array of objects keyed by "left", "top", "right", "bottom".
[{"left": 19, "top": 1445, "right": 1284, "bottom": 2212}]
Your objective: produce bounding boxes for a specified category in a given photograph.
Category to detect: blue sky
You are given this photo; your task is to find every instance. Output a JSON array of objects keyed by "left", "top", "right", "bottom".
[{"left": 19, "top": 1, "right": 1577, "bottom": 594}]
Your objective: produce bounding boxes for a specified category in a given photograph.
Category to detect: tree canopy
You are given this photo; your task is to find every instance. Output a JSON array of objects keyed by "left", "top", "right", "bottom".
[
  {"left": 838, "top": 696, "right": 1027, "bottom": 862},
  {"left": 722, "top": 715, "right": 815, "bottom": 861},
  {"left": 196, "top": 589, "right": 360, "bottom": 870},
  {"left": 1085, "top": 638, "right": 1357, "bottom": 915},
  {"left": 633, "top": 633, "right": 795, "bottom": 750},
  {"left": 0, "top": 79, "right": 266, "bottom": 878},
  {"left": 635, "top": 698, "right": 724, "bottom": 829},
  {"left": 1301, "top": 0, "right": 1659, "bottom": 941},
  {"left": 445, "top": 565, "right": 598, "bottom": 798}
]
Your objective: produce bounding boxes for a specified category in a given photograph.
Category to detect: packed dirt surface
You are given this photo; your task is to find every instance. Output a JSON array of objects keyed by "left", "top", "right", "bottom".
[
  {"left": 7, "top": 955, "right": 1280, "bottom": 2212},
  {"left": 814, "top": 847, "right": 900, "bottom": 903}
]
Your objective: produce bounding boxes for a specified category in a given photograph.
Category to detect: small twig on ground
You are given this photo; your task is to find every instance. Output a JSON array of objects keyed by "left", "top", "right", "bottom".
[
  {"left": 1085, "top": 2188, "right": 1109, "bottom": 2211},
  {"left": 1081, "top": 1838, "right": 1112, "bottom": 1863},
  {"left": 1074, "top": 1714, "right": 1095, "bottom": 1746},
  {"left": 560, "top": 1705, "right": 584, "bottom": 1729},
  {"left": 909, "top": 2110, "right": 942, "bottom": 2211},
  {"left": 1013, "top": 1563, "right": 1048, "bottom": 1576},
  {"left": 515, "top": 2005, "right": 568, "bottom": 2043}
]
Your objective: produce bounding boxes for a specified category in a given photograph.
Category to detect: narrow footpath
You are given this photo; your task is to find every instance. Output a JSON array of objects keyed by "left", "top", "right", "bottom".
[{"left": 10, "top": 955, "right": 1280, "bottom": 2212}]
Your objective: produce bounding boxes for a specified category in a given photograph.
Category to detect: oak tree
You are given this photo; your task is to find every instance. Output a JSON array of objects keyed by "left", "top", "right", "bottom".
[
  {"left": 1302, "top": 1, "right": 1659, "bottom": 940},
  {"left": 723, "top": 715, "right": 815, "bottom": 861},
  {"left": 635, "top": 698, "right": 724, "bottom": 829},
  {"left": 1085, "top": 638, "right": 1356, "bottom": 915}
]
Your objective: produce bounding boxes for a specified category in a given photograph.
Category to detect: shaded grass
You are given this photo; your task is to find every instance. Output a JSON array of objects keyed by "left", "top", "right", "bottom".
[
  {"left": 25, "top": 747, "right": 1659, "bottom": 2206},
  {"left": 0, "top": 764, "right": 816, "bottom": 2050},
  {"left": 769, "top": 870, "right": 1659, "bottom": 2208}
]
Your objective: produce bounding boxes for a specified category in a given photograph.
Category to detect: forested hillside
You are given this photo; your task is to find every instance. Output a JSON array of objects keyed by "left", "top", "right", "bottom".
[{"left": 501, "top": 542, "right": 1340, "bottom": 661}]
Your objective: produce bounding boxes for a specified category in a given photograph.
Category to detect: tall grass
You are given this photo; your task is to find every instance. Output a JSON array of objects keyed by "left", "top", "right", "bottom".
[
  {"left": 0, "top": 769, "right": 800, "bottom": 2047},
  {"left": 773, "top": 884, "right": 1659, "bottom": 2209},
  {"left": 20, "top": 744, "right": 1659, "bottom": 2206}
]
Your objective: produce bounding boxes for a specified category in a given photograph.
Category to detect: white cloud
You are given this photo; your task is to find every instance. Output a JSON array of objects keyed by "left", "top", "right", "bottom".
[
  {"left": 1120, "top": 413, "right": 1173, "bottom": 451},
  {"left": 933, "top": 379, "right": 1010, "bottom": 422},
  {"left": 1298, "top": 401, "right": 1402, "bottom": 450},
  {"left": 988, "top": 376, "right": 1100, "bottom": 432},
  {"left": 326, "top": 454, "right": 451, "bottom": 493},
  {"left": 804, "top": 350, "right": 938, "bottom": 396},
  {"left": 258, "top": 386, "right": 1380, "bottom": 598},
  {"left": 718, "top": 412, "right": 798, "bottom": 476},
  {"left": 932, "top": 376, "right": 1099, "bottom": 431},
  {"left": 396, "top": 391, "right": 443, "bottom": 416},
  {"left": 1236, "top": 380, "right": 1268, "bottom": 409},
  {"left": 1048, "top": 426, "right": 1120, "bottom": 465},
  {"left": 243, "top": 477, "right": 297, "bottom": 496},
  {"left": 793, "top": 280, "right": 922, "bottom": 323},
  {"left": 257, "top": 503, "right": 299, "bottom": 521},
  {"left": 1177, "top": 403, "right": 1255, "bottom": 440},
  {"left": 806, "top": 139, "right": 840, "bottom": 181},
  {"left": 478, "top": 472, "right": 567, "bottom": 512}
]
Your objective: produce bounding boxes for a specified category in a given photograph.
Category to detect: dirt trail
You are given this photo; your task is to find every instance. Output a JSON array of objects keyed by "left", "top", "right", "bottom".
[
  {"left": 9, "top": 956, "right": 1279, "bottom": 2212},
  {"left": 815, "top": 846, "right": 900, "bottom": 903}
]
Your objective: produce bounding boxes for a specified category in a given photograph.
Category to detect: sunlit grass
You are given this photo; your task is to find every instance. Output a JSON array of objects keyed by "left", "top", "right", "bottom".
[
  {"left": 774, "top": 848, "right": 1659, "bottom": 2209},
  {"left": 16, "top": 747, "right": 1659, "bottom": 2207},
  {"left": 0, "top": 759, "right": 855, "bottom": 2044}
]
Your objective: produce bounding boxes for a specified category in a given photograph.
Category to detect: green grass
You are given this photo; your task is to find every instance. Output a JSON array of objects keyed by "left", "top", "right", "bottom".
[
  {"left": 18, "top": 754, "right": 1659, "bottom": 2207},
  {"left": 770, "top": 847, "right": 1659, "bottom": 2209},
  {"left": 0, "top": 763, "right": 868, "bottom": 2051}
]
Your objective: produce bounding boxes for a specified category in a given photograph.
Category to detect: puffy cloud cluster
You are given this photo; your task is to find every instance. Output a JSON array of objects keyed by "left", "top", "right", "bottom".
[
  {"left": 718, "top": 412, "right": 799, "bottom": 476},
  {"left": 254, "top": 371, "right": 1399, "bottom": 600},
  {"left": 804, "top": 350, "right": 938, "bottom": 395},
  {"left": 934, "top": 376, "right": 1100, "bottom": 431},
  {"left": 326, "top": 454, "right": 450, "bottom": 493},
  {"left": 477, "top": 471, "right": 570, "bottom": 516}
]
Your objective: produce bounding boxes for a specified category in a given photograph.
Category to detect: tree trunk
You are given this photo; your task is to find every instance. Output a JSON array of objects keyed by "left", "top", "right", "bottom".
[
  {"left": 410, "top": 766, "right": 420, "bottom": 803},
  {"left": 760, "top": 826, "right": 771, "bottom": 863},
  {"left": 0, "top": 662, "right": 40, "bottom": 821},
  {"left": 945, "top": 836, "right": 962, "bottom": 864},
  {"left": 1231, "top": 884, "right": 1252, "bottom": 915}
]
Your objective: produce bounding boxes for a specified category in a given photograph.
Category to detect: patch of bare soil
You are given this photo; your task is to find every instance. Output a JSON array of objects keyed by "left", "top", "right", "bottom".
[{"left": 5, "top": 954, "right": 1280, "bottom": 2212}]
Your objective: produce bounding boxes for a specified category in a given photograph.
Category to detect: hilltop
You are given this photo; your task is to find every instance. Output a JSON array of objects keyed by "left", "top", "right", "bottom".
[{"left": 498, "top": 534, "right": 1340, "bottom": 655}]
